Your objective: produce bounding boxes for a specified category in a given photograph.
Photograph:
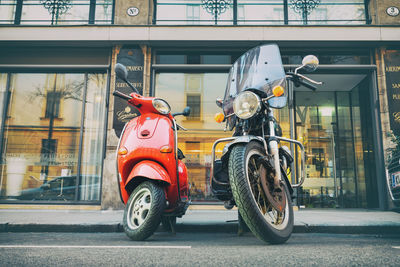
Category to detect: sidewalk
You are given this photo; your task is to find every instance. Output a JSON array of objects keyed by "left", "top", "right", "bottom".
[{"left": 1, "top": 206, "right": 400, "bottom": 235}]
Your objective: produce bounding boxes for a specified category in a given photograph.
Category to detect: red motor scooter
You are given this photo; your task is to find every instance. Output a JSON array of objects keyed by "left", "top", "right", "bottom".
[{"left": 113, "top": 63, "right": 191, "bottom": 241}]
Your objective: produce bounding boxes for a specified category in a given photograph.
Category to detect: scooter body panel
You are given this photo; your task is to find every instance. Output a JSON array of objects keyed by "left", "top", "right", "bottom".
[{"left": 117, "top": 111, "right": 180, "bottom": 206}]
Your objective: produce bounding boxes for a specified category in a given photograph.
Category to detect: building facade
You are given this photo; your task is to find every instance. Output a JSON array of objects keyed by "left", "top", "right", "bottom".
[{"left": 0, "top": 0, "right": 399, "bottom": 210}]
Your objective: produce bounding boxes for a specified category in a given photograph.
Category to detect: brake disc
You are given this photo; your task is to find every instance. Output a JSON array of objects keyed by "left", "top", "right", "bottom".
[{"left": 259, "top": 164, "right": 286, "bottom": 213}]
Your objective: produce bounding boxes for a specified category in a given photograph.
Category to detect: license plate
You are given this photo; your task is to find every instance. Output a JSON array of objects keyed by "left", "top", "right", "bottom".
[{"left": 392, "top": 171, "right": 400, "bottom": 188}]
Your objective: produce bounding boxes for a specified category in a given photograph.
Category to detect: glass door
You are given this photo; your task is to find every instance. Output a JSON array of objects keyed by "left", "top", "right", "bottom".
[
  {"left": 294, "top": 73, "right": 376, "bottom": 208},
  {"left": 295, "top": 91, "right": 338, "bottom": 208}
]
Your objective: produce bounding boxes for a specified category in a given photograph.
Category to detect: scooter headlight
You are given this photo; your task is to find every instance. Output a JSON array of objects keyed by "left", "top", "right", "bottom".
[
  {"left": 233, "top": 91, "right": 261, "bottom": 119},
  {"left": 152, "top": 98, "right": 171, "bottom": 115}
]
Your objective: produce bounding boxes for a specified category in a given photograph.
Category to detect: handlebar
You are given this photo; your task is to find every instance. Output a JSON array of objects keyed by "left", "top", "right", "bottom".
[
  {"left": 294, "top": 78, "right": 318, "bottom": 91},
  {"left": 113, "top": 91, "right": 132, "bottom": 101},
  {"left": 286, "top": 72, "right": 321, "bottom": 92}
]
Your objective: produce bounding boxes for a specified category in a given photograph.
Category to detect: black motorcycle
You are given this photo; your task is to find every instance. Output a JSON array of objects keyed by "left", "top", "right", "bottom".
[{"left": 211, "top": 44, "right": 321, "bottom": 244}]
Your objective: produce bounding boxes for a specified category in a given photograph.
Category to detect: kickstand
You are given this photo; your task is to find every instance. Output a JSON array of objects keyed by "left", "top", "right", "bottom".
[
  {"left": 237, "top": 211, "right": 249, "bottom": 236},
  {"left": 169, "top": 218, "right": 176, "bottom": 235}
]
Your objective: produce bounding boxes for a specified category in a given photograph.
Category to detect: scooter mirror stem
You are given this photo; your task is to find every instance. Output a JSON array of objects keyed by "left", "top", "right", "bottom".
[{"left": 115, "top": 63, "right": 140, "bottom": 95}]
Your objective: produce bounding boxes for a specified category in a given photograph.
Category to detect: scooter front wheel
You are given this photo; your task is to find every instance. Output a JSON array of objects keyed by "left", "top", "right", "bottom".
[{"left": 123, "top": 181, "right": 165, "bottom": 241}]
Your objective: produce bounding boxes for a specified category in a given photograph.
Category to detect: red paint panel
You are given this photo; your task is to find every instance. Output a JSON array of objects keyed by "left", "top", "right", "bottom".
[{"left": 126, "top": 160, "right": 172, "bottom": 186}]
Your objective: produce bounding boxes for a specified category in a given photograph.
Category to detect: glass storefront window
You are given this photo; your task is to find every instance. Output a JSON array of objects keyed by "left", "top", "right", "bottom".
[
  {"left": 1, "top": 0, "right": 113, "bottom": 25},
  {"left": 237, "top": 0, "right": 284, "bottom": 25},
  {"left": 0, "top": 72, "right": 107, "bottom": 202},
  {"left": 155, "top": 72, "right": 231, "bottom": 201},
  {"left": 156, "top": 53, "right": 232, "bottom": 64},
  {"left": 79, "top": 74, "right": 107, "bottom": 201},
  {"left": 155, "top": 0, "right": 367, "bottom": 25},
  {"left": 21, "top": 0, "right": 90, "bottom": 25},
  {"left": 0, "top": 0, "right": 16, "bottom": 24},
  {"left": 0, "top": 74, "right": 7, "bottom": 131},
  {"left": 288, "top": 0, "right": 366, "bottom": 25},
  {"left": 95, "top": 0, "right": 113, "bottom": 24},
  {"left": 156, "top": 0, "right": 234, "bottom": 25}
]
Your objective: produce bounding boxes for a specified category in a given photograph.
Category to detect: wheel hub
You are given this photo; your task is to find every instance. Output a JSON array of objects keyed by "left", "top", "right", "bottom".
[{"left": 259, "top": 164, "right": 286, "bottom": 213}]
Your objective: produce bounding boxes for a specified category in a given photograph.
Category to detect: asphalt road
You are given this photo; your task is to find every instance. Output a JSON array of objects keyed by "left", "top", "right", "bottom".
[{"left": 0, "top": 232, "right": 399, "bottom": 266}]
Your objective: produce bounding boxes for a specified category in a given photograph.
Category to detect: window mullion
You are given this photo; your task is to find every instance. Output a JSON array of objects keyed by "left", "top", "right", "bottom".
[{"left": 89, "top": 0, "right": 96, "bottom": 24}]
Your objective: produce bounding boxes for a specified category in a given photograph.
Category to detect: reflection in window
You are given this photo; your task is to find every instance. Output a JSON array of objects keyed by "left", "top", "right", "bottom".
[
  {"left": 156, "top": 0, "right": 233, "bottom": 25},
  {"left": 0, "top": 0, "right": 17, "bottom": 24},
  {"left": 0, "top": 72, "right": 107, "bottom": 202},
  {"left": 0, "top": 74, "right": 7, "bottom": 131},
  {"left": 156, "top": 72, "right": 230, "bottom": 201},
  {"left": 155, "top": 72, "right": 290, "bottom": 201},
  {"left": 45, "top": 91, "right": 62, "bottom": 118},
  {"left": 186, "top": 94, "right": 201, "bottom": 120},
  {"left": 3, "top": 0, "right": 113, "bottom": 25},
  {"left": 156, "top": 0, "right": 367, "bottom": 25}
]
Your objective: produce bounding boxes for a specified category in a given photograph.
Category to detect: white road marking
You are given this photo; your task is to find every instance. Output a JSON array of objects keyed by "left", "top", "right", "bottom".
[
  {"left": 0, "top": 245, "right": 191, "bottom": 249},
  {"left": 392, "top": 246, "right": 400, "bottom": 249}
]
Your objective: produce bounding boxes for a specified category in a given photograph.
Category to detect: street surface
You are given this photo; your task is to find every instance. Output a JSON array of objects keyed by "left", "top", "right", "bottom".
[{"left": 0, "top": 232, "right": 399, "bottom": 266}]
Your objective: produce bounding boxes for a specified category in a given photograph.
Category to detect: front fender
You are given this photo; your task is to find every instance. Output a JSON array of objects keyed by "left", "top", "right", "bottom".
[
  {"left": 221, "top": 135, "right": 265, "bottom": 161},
  {"left": 126, "top": 160, "right": 172, "bottom": 187}
]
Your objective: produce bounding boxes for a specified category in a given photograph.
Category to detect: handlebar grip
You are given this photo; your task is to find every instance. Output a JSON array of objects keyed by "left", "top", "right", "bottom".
[
  {"left": 113, "top": 91, "right": 132, "bottom": 101},
  {"left": 296, "top": 79, "right": 317, "bottom": 91}
]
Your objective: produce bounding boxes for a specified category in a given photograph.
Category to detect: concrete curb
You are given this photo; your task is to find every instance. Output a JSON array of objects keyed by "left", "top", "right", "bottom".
[{"left": 1, "top": 223, "right": 399, "bottom": 235}]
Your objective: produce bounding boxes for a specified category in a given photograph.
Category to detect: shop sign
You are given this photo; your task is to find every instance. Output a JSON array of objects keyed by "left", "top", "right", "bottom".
[
  {"left": 385, "top": 50, "right": 400, "bottom": 136},
  {"left": 127, "top": 7, "right": 140, "bottom": 17},
  {"left": 113, "top": 46, "right": 144, "bottom": 137},
  {"left": 386, "top": 6, "right": 399, "bottom": 17}
]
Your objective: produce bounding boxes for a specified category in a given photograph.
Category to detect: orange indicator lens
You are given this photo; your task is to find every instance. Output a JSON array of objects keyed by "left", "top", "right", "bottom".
[
  {"left": 214, "top": 112, "right": 225, "bottom": 123},
  {"left": 118, "top": 147, "right": 128, "bottom": 155},
  {"left": 160, "top": 146, "right": 173, "bottom": 153},
  {"left": 272, "top": 86, "right": 284, "bottom": 97}
]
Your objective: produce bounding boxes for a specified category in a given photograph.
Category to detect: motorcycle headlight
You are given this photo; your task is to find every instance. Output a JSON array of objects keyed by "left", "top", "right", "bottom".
[
  {"left": 152, "top": 98, "right": 171, "bottom": 115},
  {"left": 233, "top": 91, "right": 261, "bottom": 119}
]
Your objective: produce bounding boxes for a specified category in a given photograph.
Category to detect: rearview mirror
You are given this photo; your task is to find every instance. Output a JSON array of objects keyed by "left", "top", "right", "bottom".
[
  {"left": 115, "top": 63, "right": 128, "bottom": 81},
  {"left": 183, "top": 106, "right": 191, "bottom": 117},
  {"left": 301, "top": 55, "right": 319, "bottom": 72},
  {"left": 216, "top": 98, "right": 223, "bottom": 108}
]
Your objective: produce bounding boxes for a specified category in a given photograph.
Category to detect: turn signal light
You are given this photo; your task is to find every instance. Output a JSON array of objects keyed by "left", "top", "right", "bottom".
[
  {"left": 272, "top": 85, "right": 284, "bottom": 97},
  {"left": 214, "top": 112, "right": 224, "bottom": 123},
  {"left": 160, "top": 145, "right": 173, "bottom": 153},
  {"left": 118, "top": 147, "right": 128, "bottom": 155}
]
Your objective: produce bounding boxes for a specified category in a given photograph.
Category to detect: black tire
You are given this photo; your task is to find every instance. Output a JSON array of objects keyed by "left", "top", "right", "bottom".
[
  {"left": 123, "top": 181, "right": 165, "bottom": 241},
  {"left": 160, "top": 216, "right": 177, "bottom": 232},
  {"left": 229, "top": 141, "right": 294, "bottom": 244}
]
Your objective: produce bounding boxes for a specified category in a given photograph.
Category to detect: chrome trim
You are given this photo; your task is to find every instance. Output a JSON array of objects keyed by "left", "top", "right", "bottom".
[
  {"left": 116, "top": 123, "right": 128, "bottom": 204},
  {"left": 386, "top": 169, "right": 399, "bottom": 202},
  {"left": 211, "top": 136, "right": 267, "bottom": 186},
  {"left": 264, "top": 135, "right": 306, "bottom": 188},
  {"left": 211, "top": 134, "right": 306, "bottom": 189}
]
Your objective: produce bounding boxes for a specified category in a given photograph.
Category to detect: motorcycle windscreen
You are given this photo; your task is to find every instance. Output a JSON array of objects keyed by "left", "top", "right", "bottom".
[{"left": 223, "top": 44, "right": 287, "bottom": 116}]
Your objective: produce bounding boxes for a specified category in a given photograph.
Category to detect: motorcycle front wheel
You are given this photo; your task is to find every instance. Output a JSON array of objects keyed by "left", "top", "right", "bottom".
[
  {"left": 229, "top": 141, "right": 293, "bottom": 244},
  {"left": 123, "top": 181, "right": 165, "bottom": 241}
]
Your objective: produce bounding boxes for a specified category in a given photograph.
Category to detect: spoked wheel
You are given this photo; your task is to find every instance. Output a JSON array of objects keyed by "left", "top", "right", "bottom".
[
  {"left": 229, "top": 141, "right": 293, "bottom": 244},
  {"left": 123, "top": 181, "right": 165, "bottom": 241}
]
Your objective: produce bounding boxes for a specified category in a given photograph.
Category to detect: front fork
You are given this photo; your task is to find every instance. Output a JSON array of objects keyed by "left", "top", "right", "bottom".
[{"left": 267, "top": 109, "right": 282, "bottom": 188}]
